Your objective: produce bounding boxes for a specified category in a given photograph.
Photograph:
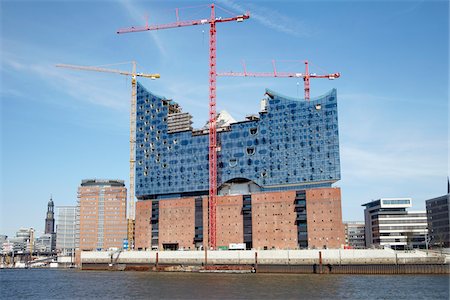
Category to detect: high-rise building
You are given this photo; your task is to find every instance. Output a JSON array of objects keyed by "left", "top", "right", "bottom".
[
  {"left": 362, "top": 198, "right": 428, "bottom": 249},
  {"left": 77, "top": 179, "right": 127, "bottom": 251},
  {"left": 343, "top": 221, "right": 366, "bottom": 249},
  {"left": 56, "top": 206, "right": 77, "bottom": 255},
  {"left": 133, "top": 82, "right": 345, "bottom": 250},
  {"left": 426, "top": 194, "right": 449, "bottom": 248}
]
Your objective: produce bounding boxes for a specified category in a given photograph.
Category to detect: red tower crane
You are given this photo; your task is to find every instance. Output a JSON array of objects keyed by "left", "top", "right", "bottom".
[
  {"left": 217, "top": 60, "right": 340, "bottom": 101},
  {"left": 117, "top": 4, "right": 249, "bottom": 249}
]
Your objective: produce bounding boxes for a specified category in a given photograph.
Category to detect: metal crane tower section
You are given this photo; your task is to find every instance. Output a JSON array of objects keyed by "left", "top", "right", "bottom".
[{"left": 135, "top": 82, "right": 340, "bottom": 200}]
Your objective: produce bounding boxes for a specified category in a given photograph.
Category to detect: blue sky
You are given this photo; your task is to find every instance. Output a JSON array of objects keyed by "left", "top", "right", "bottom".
[{"left": 1, "top": 0, "right": 448, "bottom": 238}]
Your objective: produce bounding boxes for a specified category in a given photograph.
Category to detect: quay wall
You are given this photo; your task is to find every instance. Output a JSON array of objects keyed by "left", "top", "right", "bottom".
[{"left": 81, "top": 249, "right": 448, "bottom": 268}]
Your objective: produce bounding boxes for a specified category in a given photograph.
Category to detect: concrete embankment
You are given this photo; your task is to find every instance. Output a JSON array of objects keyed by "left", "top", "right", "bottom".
[{"left": 80, "top": 249, "right": 449, "bottom": 274}]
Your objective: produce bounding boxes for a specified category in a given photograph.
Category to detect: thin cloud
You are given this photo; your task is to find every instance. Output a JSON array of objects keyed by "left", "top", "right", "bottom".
[
  {"left": 339, "top": 93, "right": 393, "bottom": 103},
  {"left": 118, "top": 0, "right": 167, "bottom": 58},
  {"left": 337, "top": 88, "right": 448, "bottom": 185},
  {"left": 341, "top": 141, "right": 446, "bottom": 181},
  {"left": 1, "top": 51, "right": 128, "bottom": 111},
  {"left": 389, "top": 0, "right": 425, "bottom": 19},
  {"left": 41, "top": 66, "right": 129, "bottom": 111},
  {"left": 0, "top": 88, "right": 24, "bottom": 98},
  {"left": 339, "top": 92, "right": 445, "bottom": 107},
  {"left": 217, "top": 0, "right": 311, "bottom": 38}
]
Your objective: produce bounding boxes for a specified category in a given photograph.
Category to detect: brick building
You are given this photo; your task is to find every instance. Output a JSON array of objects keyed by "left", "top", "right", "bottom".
[
  {"left": 78, "top": 179, "right": 127, "bottom": 251},
  {"left": 134, "top": 83, "right": 344, "bottom": 250},
  {"left": 135, "top": 187, "right": 344, "bottom": 250}
]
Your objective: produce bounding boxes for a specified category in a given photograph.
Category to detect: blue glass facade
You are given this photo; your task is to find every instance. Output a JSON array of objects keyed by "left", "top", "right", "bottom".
[{"left": 135, "top": 82, "right": 340, "bottom": 200}]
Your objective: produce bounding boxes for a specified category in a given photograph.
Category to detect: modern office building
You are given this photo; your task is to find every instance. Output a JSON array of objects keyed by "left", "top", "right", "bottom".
[
  {"left": 362, "top": 198, "right": 427, "bottom": 249},
  {"left": 426, "top": 194, "right": 449, "bottom": 248},
  {"left": 77, "top": 179, "right": 127, "bottom": 251},
  {"left": 134, "top": 82, "right": 345, "bottom": 250},
  {"left": 56, "top": 206, "right": 77, "bottom": 255},
  {"left": 344, "top": 221, "right": 366, "bottom": 249},
  {"left": 9, "top": 228, "right": 34, "bottom": 252}
]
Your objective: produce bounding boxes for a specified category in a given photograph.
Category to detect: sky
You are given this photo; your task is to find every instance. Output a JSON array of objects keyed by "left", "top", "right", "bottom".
[{"left": 0, "top": 0, "right": 448, "bottom": 238}]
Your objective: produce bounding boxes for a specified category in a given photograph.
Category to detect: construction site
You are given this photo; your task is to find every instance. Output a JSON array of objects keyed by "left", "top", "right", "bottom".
[
  {"left": 110, "top": 3, "right": 345, "bottom": 253},
  {"left": 1, "top": 2, "right": 445, "bottom": 275},
  {"left": 47, "top": 3, "right": 447, "bottom": 275},
  {"left": 54, "top": 3, "right": 345, "bottom": 256}
]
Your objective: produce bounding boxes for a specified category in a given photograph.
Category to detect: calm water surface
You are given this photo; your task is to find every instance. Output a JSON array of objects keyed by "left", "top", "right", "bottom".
[{"left": 1, "top": 269, "right": 449, "bottom": 299}]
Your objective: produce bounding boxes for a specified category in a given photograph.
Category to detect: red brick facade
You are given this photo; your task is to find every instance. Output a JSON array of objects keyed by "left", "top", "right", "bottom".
[
  {"left": 202, "top": 197, "right": 209, "bottom": 249},
  {"left": 159, "top": 197, "right": 195, "bottom": 250},
  {"left": 216, "top": 195, "right": 244, "bottom": 248},
  {"left": 135, "top": 201, "right": 152, "bottom": 250},
  {"left": 306, "top": 187, "right": 345, "bottom": 249},
  {"left": 134, "top": 187, "right": 344, "bottom": 250},
  {"left": 251, "top": 191, "right": 298, "bottom": 249}
]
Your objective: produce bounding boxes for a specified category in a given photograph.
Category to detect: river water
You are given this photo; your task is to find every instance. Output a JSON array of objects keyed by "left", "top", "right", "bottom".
[{"left": 1, "top": 269, "right": 448, "bottom": 299}]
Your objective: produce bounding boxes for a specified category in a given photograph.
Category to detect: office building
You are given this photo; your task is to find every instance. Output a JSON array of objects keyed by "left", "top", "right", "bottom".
[
  {"left": 344, "top": 221, "right": 365, "bottom": 249},
  {"left": 9, "top": 228, "right": 34, "bottom": 252},
  {"left": 56, "top": 206, "right": 77, "bottom": 255},
  {"left": 34, "top": 234, "right": 54, "bottom": 253},
  {"left": 426, "top": 194, "right": 449, "bottom": 248},
  {"left": 78, "top": 179, "right": 127, "bottom": 251},
  {"left": 362, "top": 198, "right": 427, "bottom": 249},
  {"left": 134, "top": 83, "right": 345, "bottom": 250}
]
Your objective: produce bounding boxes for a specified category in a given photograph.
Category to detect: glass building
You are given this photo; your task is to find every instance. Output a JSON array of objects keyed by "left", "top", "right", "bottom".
[
  {"left": 426, "top": 194, "right": 449, "bottom": 248},
  {"left": 135, "top": 82, "right": 340, "bottom": 199},
  {"left": 56, "top": 206, "right": 77, "bottom": 255}
]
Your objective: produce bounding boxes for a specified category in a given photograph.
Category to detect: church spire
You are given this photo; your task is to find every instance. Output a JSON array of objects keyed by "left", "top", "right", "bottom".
[{"left": 45, "top": 195, "right": 55, "bottom": 234}]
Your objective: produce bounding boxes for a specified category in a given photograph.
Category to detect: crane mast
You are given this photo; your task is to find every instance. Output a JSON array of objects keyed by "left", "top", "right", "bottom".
[
  {"left": 118, "top": 4, "right": 249, "bottom": 249},
  {"left": 217, "top": 60, "right": 340, "bottom": 101},
  {"left": 56, "top": 62, "right": 160, "bottom": 250},
  {"left": 208, "top": 6, "right": 218, "bottom": 249}
]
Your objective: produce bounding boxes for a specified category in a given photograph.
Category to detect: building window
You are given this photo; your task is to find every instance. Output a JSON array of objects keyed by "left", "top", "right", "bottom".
[
  {"left": 229, "top": 159, "right": 238, "bottom": 167},
  {"left": 249, "top": 127, "right": 258, "bottom": 135}
]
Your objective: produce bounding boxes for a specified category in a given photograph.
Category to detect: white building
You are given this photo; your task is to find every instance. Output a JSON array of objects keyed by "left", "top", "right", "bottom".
[
  {"left": 56, "top": 206, "right": 77, "bottom": 255},
  {"left": 344, "top": 221, "right": 366, "bottom": 249},
  {"left": 362, "top": 198, "right": 427, "bottom": 249},
  {"left": 10, "top": 228, "right": 34, "bottom": 252}
]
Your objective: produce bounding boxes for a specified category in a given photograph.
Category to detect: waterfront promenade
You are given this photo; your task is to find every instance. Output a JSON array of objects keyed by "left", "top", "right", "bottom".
[{"left": 80, "top": 248, "right": 449, "bottom": 274}]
